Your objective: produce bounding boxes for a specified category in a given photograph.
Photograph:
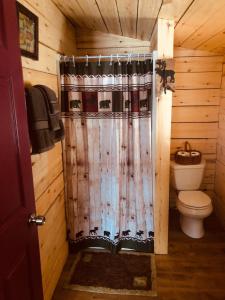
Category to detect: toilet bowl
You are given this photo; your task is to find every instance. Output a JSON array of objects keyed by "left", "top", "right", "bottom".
[
  {"left": 176, "top": 191, "right": 213, "bottom": 238},
  {"left": 170, "top": 160, "right": 213, "bottom": 238}
]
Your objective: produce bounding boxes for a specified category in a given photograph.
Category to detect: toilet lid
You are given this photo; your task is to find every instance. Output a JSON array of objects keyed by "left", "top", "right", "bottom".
[{"left": 178, "top": 191, "right": 211, "bottom": 208}]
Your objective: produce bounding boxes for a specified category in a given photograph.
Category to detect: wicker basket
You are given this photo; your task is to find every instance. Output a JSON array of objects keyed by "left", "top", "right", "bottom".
[{"left": 175, "top": 141, "right": 202, "bottom": 165}]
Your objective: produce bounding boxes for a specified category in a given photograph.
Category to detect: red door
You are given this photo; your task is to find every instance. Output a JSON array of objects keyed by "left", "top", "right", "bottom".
[{"left": 0, "top": 1, "right": 43, "bottom": 299}]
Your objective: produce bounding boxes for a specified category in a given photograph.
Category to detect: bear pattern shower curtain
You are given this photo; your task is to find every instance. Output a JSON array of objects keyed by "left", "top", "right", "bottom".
[{"left": 60, "top": 58, "right": 154, "bottom": 252}]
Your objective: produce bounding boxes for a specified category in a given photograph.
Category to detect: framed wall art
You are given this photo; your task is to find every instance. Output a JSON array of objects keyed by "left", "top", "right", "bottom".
[{"left": 16, "top": 1, "right": 39, "bottom": 60}]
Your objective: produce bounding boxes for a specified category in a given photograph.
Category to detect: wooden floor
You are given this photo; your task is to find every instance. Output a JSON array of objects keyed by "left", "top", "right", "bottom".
[{"left": 53, "top": 210, "right": 225, "bottom": 300}]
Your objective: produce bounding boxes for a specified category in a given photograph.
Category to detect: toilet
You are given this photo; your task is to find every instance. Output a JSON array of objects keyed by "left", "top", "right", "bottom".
[{"left": 170, "top": 160, "right": 213, "bottom": 238}]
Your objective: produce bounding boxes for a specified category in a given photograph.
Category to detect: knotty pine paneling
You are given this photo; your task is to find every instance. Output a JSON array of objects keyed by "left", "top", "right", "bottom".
[
  {"left": 75, "top": 29, "right": 151, "bottom": 55},
  {"left": 52, "top": 0, "right": 225, "bottom": 55},
  {"left": 215, "top": 62, "right": 225, "bottom": 228},
  {"left": 96, "top": 0, "right": 122, "bottom": 35},
  {"left": 136, "top": 0, "right": 161, "bottom": 41},
  {"left": 174, "top": 0, "right": 225, "bottom": 53},
  {"left": 173, "top": 89, "right": 221, "bottom": 106},
  {"left": 17, "top": 1, "right": 77, "bottom": 299},
  {"left": 171, "top": 49, "right": 223, "bottom": 205},
  {"left": 172, "top": 106, "right": 219, "bottom": 123},
  {"left": 19, "top": 0, "right": 76, "bottom": 54},
  {"left": 23, "top": 68, "right": 58, "bottom": 94}
]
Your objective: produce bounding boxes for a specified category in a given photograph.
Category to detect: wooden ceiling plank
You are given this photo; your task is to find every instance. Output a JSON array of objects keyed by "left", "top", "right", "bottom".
[
  {"left": 174, "top": 0, "right": 225, "bottom": 47},
  {"left": 212, "top": 47, "right": 225, "bottom": 57},
  {"left": 210, "top": 46, "right": 225, "bottom": 55},
  {"left": 197, "top": 30, "right": 225, "bottom": 52},
  {"left": 52, "top": 0, "right": 87, "bottom": 28},
  {"left": 96, "top": 0, "right": 122, "bottom": 35},
  {"left": 137, "top": 0, "right": 161, "bottom": 41},
  {"left": 181, "top": 3, "right": 225, "bottom": 49},
  {"left": 76, "top": 0, "right": 108, "bottom": 32},
  {"left": 159, "top": 0, "right": 193, "bottom": 24},
  {"left": 116, "top": 0, "right": 138, "bottom": 38},
  {"left": 27, "top": 0, "right": 68, "bottom": 27}
]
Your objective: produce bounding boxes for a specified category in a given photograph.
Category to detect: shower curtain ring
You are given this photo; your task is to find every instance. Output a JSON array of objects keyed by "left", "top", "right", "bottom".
[
  {"left": 117, "top": 53, "right": 121, "bottom": 66},
  {"left": 144, "top": 53, "right": 147, "bottom": 64},
  {"left": 72, "top": 55, "right": 75, "bottom": 67},
  {"left": 86, "top": 55, "right": 89, "bottom": 67},
  {"left": 138, "top": 53, "right": 140, "bottom": 65},
  {"left": 98, "top": 54, "right": 101, "bottom": 66},
  {"left": 127, "top": 54, "right": 131, "bottom": 64},
  {"left": 110, "top": 54, "right": 113, "bottom": 66}
]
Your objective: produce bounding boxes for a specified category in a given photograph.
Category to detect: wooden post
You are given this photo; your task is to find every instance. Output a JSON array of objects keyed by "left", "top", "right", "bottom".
[
  {"left": 151, "top": 18, "right": 174, "bottom": 58},
  {"left": 152, "top": 19, "right": 174, "bottom": 254}
]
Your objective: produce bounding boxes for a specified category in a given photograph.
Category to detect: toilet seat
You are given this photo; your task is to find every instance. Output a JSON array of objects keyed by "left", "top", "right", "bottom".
[{"left": 178, "top": 191, "right": 211, "bottom": 209}]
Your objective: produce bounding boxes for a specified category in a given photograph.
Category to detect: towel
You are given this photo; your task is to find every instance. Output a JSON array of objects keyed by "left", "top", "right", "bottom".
[
  {"left": 35, "top": 85, "right": 65, "bottom": 142},
  {"left": 25, "top": 85, "right": 65, "bottom": 154},
  {"left": 25, "top": 87, "right": 55, "bottom": 154}
]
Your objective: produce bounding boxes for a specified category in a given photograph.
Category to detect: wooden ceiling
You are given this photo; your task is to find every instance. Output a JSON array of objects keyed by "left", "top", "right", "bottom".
[{"left": 52, "top": 0, "right": 225, "bottom": 54}]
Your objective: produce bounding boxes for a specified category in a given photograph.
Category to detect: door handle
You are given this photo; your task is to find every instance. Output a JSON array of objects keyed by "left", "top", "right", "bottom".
[{"left": 28, "top": 214, "right": 46, "bottom": 226}]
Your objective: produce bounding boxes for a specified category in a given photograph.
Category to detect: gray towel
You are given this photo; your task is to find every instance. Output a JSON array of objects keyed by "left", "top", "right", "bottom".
[
  {"left": 25, "top": 87, "right": 55, "bottom": 154},
  {"left": 35, "top": 85, "right": 65, "bottom": 141}
]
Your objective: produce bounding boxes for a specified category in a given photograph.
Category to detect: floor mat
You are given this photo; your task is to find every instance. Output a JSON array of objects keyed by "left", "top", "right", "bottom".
[{"left": 64, "top": 250, "right": 157, "bottom": 296}]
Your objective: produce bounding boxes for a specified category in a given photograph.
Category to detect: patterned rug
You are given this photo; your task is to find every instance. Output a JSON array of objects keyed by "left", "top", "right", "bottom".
[{"left": 64, "top": 250, "right": 157, "bottom": 296}]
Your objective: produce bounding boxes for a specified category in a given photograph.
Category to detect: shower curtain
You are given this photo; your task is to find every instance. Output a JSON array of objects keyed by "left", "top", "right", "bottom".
[{"left": 60, "top": 58, "right": 154, "bottom": 253}]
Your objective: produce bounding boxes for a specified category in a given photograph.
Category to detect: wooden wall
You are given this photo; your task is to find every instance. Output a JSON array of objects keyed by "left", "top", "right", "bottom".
[
  {"left": 76, "top": 29, "right": 151, "bottom": 55},
  {"left": 170, "top": 48, "right": 223, "bottom": 204},
  {"left": 215, "top": 59, "right": 225, "bottom": 228},
  {"left": 17, "top": 1, "right": 77, "bottom": 299}
]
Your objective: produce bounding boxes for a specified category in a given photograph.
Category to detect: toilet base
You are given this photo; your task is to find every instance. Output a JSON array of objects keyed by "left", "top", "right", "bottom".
[{"left": 180, "top": 214, "right": 204, "bottom": 238}]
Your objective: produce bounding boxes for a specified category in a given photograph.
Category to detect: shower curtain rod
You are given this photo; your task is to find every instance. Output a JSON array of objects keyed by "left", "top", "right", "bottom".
[{"left": 60, "top": 53, "right": 153, "bottom": 61}]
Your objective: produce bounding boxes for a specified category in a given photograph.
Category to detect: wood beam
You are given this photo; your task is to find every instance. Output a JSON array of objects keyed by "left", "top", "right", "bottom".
[
  {"left": 153, "top": 18, "right": 174, "bottom": 254},
  {"left": 154, "top": 90, "right": 173, "bottom": 254},
  {"left": 151, "top": 18, "right": 174, "bottom": 59}
]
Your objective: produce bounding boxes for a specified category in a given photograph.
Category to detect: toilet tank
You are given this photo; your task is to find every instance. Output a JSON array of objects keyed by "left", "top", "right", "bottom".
[{"left": 170, "top": 160, "right": 206, "bottom": 191}]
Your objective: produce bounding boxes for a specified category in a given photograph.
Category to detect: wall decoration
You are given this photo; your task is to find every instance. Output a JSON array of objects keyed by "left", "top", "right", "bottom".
[{"left": 16, "top": 1, "right": 38, "bottom": 60}]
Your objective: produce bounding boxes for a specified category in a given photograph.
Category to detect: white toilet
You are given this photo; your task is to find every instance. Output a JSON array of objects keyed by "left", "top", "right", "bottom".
[{"left": 170, "top": 160, "right": 213, "bottom": 238}]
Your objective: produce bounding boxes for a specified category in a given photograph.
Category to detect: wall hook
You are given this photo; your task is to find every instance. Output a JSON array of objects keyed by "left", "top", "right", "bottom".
[
  {"left": 144, "top": 53, "right": 146, "bottom": 64},
  {"left": 117, "top": 53, "right": 121, "bottom": 66}
]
